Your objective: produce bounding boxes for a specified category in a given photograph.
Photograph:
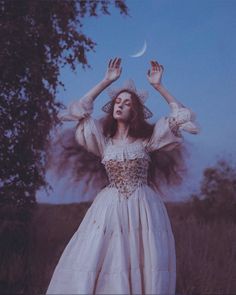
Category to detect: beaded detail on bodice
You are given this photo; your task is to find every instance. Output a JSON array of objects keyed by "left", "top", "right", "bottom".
[{"left": 101, "top": 139, "right": 150, "bottom": 199}]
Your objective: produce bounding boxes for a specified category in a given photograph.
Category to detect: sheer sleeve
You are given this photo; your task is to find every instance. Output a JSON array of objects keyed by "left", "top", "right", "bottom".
[
  {"left": 143, "top": 102, "right": 199, "bottom": 152},
  {"left": 58, "top": 96, "right": 106, "bottom": 158}
]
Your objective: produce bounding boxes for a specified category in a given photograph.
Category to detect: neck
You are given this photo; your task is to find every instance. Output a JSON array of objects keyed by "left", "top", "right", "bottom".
[{"left": 114, "top": 120, "right": 130, "bottom": 140}]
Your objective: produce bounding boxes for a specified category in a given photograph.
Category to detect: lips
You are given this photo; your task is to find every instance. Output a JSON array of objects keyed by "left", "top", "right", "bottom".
[{"left": 116, "top": 110, "right": 122, "bottom": 115}]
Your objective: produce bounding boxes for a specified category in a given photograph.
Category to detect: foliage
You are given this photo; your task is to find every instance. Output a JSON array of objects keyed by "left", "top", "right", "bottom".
[
  {"left": 0, "top": 0, "right": 128, "bottom": 208},
  {"left": 0, "top": 1, "right": 128, "bottom": 293},
  {"left": 190, "top": 159, "right": 236, "bottom": 222}
]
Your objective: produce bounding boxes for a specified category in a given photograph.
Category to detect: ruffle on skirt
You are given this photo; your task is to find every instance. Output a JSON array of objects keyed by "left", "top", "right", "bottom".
[{"left": 46, "top": 185, "right": 176, "bottom": 295}]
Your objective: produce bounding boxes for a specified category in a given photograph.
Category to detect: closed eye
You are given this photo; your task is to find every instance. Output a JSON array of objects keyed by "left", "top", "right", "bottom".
[{"left": 114, "top": 97, "right": 132, "bottom": 106}]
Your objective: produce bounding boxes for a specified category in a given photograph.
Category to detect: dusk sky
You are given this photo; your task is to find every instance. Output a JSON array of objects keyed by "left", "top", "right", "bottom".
[{"left": 37, "top": 0, "right": 236, "bottom": 204}]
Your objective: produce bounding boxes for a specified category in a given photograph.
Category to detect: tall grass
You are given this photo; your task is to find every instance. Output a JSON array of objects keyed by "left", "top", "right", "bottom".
[
  {"left": 14, "top": 202, "right": 236, "bottom": 294},
  {"left": 173, "top": 218, "right": 236, "bottom": 294}
]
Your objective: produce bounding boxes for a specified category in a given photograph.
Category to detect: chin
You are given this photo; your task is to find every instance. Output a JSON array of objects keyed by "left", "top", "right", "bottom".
[{"left": 113, "top": 113, "right": 130, "bottom": 122}]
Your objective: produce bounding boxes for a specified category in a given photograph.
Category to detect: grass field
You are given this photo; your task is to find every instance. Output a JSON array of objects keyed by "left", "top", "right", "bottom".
[{"left": 23, "top": 202, "right": 236, "bottom": 294}]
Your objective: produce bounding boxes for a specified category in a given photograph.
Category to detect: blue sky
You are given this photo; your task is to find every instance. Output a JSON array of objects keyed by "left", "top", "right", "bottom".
[{"left": 37, "top": 0, "right": 236, "bottom": 203}]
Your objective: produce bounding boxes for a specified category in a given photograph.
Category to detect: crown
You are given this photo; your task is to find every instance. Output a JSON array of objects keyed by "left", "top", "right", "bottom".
[{"left": 102, "top": 79, "right": 153, "bottom": 119}]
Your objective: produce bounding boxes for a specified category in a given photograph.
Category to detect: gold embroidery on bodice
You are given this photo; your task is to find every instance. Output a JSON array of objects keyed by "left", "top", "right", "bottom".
[{"left": 102, "top": 140, "right": 150, "bottom": 199}]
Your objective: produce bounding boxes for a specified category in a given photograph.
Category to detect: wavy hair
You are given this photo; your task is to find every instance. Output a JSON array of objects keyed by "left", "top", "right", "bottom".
[
  {"left": 101, "top": 90, "right": 154, "bottom": 139},
  {"left": 47, "top": 91, "right": 187, "bottom": 200},
  {"left": 101, "top": 90, "right": 187, "bottom": 192}
]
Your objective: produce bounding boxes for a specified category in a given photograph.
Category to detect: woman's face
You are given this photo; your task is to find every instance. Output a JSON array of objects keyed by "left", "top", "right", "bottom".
[{"left": 113, "top": 91, "right": 132, "bottom": 122}]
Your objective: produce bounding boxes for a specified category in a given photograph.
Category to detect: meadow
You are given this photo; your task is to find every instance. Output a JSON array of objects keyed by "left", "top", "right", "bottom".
[{"left": 25, "top": 201, "right": 236, "bottom": 295}]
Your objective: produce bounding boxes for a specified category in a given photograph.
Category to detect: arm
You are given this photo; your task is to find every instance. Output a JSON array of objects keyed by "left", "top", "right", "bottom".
[
  {"left": 147, "top": 60, "right": 199, "bottom": 135},
  {"left": 59, "top": 57, "right": 122, "bottom": 121},
  {"left": 147, "top": 60, "right": 183, "bottom": 108},
  {"left": 80, "top": 57, "right": 122, "bottom": 105}
]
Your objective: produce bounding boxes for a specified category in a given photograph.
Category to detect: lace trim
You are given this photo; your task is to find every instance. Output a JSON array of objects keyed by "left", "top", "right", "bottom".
[
  {"left": 168, "top": 117, "right": 182, "bottom": 137},
  {"left": 168, "top": 105, "right": 197, "bottom": 136},
  {"left": 169, "top": 102, "right": 193, "bottom": 118},
  {"left": 101, "top": 140, "right": 150, "bottom": 164}
]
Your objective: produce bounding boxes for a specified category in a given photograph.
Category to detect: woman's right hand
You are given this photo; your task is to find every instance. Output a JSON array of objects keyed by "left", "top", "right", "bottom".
[{"left": 104, "top": 57, "right": 122, "bottom": 83}]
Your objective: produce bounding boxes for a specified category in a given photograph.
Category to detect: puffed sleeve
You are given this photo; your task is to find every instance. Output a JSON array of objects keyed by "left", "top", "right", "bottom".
[
  {"left": 144, "top": 102, "right": 199, "bottom": 152},
  {"left": 58, "top": 96, "right": 106, "bottom": 158}
]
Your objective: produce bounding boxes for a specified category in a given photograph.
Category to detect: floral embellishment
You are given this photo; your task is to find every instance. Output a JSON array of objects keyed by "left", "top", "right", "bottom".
[
  {"left": 168, "top": 117, "right": 182, "bottom": 137},
  {"left": 104, "top": 157, "right": 149, "bottom": 199}
]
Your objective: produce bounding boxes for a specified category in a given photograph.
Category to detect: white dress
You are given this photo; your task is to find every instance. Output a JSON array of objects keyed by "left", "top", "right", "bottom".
[{"left": 46, "top": 95, "right": 198, "bottom": 295}]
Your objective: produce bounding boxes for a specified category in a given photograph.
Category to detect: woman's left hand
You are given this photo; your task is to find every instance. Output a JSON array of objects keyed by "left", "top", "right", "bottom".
[{"left": 147, "top": 60, "right": 164, "bottom": 86}]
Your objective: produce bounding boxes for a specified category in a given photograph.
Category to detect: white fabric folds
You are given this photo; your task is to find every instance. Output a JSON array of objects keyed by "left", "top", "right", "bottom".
[
  {"left": 46, "top": 95, "right": 199, "bottom": 294},
  {"left": 58, "top": 96, "right": 199, "bottom": 157}
]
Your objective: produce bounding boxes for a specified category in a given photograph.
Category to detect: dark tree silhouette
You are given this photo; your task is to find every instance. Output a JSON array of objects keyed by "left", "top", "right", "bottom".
[
  {"left": 191, "top": 159, "right": 236, "bottom": 222},
  {"left": 0, "top": 1, "right": 128, "bottom": 293},
  {"left": 0, "top": 0, "right": 128, "bottom": 208}
]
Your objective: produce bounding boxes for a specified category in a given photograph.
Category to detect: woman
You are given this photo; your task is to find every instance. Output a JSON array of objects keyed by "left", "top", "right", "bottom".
[{"left": 46, "top": 57, "right": 199, "bottom": 294}]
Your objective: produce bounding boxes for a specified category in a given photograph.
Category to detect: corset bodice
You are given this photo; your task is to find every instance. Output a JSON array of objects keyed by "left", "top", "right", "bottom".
[{"left": 101, "top": 139, "right": 150, "bottom": 199}]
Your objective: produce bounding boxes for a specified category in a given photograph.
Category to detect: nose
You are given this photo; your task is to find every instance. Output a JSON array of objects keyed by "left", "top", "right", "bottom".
[{"left": 118, "top": 103, "right": 123, "bottom": 109}]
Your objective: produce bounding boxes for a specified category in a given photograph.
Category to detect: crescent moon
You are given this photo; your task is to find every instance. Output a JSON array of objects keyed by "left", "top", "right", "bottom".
[{"left": 130, "top": 41, "right": 147, "bottom": 58}]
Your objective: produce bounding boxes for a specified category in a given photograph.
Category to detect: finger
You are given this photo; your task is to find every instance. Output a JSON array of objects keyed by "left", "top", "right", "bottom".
[
  {"left": 110, "top": 58, "right": 114, "bottom": 67},
  {"left": 108, "top": 59, "right": 112, "bottom": 67},
  {"left": 150, "top": 60, "right": 156, "bottom": 67},
  {"left": 151, "top": 60, "right": 159, "bottom": 70},
  {"left": 160, "top": 65, "right": 164, "bottom": 73},
  {"left": 111, "top": 57, "right": 118, "bottom": 67},
  {"left": 115, "top": 57, "right": 121, "bottom": 68},
  {"left": 154, "top": 61, "right": 161, "bottom": 71},
  {"left": 151, "top": 60, "right": 158, "bottom": 71},
  {"left": 158, "top": 65, "right": 163, "bottom": 73},
  {"left": 154, "top": 60, "right": 160, "bottom": 67}
]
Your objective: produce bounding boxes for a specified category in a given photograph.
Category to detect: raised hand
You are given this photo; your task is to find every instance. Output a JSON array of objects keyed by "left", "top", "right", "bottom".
[
  {"left": 147, "top": 60, "right": 164, "bottom": 86},
  {"left": 104, "top": 57, "right": 122, "bottom": 83}
]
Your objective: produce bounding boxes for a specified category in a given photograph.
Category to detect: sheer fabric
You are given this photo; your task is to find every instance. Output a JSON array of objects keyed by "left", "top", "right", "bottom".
[
  {"left": 59, "top": 95, "right": 199, "bottom": 157},
  {"left": 46, "top": 95, "right": 199, "bottom": 294}
]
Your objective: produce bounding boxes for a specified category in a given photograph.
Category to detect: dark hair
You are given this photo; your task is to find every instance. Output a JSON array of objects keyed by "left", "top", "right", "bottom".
[
  {"left": 101, "top": 90, "right": 186, "bottom": 193},
  {"left": 102, "top": 90, "right": 154, "bottom": 139},
  {"left": 47, "top": 92, "right": 187, "bottom": 200}
]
